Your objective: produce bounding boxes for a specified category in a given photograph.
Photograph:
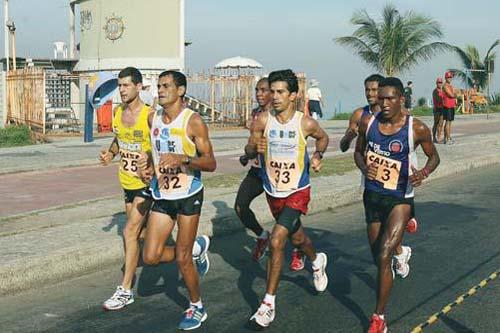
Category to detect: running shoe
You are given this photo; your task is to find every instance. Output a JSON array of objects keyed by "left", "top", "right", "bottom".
[
  {"left": 194, "top": 235, "right": 210, "bottom": 278},
  {"left": 290, "top": 248, "right": 306, "bottom": 271},
  {"left": 367, "top": 314, "right": 388, "bottom": 333},
  {"left": 102, "top": 286, "right": 134, "bottom": 311},
  {"left": 312, "top": 252, "right": 328, "bottom": 292},
  {"left": 394, "top": 246, "right": 412, "bottom": 279},
  {"left": 250, "top": 301, "right": 275, "bottom": 328},
  {"left": 406, "top": 218, "right": 418, "bottom": 233},
  {"left": 178, "top": 305, "right": 208, "bottom": 330},
  {"left": 252, "top": 231, "right": 269, "bottom": 261}
]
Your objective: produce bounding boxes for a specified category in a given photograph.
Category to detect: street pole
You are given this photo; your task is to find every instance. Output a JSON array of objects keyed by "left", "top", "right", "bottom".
[
  {"left": 487, "top": 71, "right": 491, "bottom": 120},
  {"left": 4, "top": 0, "right": 9, "bottom": 72}
]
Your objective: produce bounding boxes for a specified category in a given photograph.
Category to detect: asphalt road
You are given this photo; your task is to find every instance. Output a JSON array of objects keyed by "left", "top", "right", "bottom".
[{"left": 1, "top": 164, "right": 499, "bottom": 332}]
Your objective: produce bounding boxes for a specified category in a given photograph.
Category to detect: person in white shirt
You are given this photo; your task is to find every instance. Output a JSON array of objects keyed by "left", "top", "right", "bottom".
[{"left": 307, "top": 79, "right": 325, "bottom": 120}]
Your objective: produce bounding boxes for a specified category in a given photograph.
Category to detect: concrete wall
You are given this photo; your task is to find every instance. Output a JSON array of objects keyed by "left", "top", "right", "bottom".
[{"left": 74, "top": 0, "right": 184, "bottom": 72}]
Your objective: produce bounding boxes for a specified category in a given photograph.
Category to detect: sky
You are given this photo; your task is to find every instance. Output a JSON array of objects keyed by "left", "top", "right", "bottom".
[{"left": 1, "top": 0, "right": 499, "bottom": 117}]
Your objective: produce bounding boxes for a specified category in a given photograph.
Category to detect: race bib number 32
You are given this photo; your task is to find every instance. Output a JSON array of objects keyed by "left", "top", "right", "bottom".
[
  {"left": 366, "top": 151, "right": 402, "bottom": 190},
  {"left": 155, "top": 166, "right": 189, "bottom": 194}
]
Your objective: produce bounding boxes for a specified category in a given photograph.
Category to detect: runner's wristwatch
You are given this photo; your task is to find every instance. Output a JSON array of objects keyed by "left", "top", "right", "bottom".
[{"left": 184, "top": 155, "right": 192, "bottom": 165}]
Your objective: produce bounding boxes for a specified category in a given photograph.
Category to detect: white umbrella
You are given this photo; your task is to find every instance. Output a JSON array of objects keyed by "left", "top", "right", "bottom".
[{"left": 214, "top": 56, "right": 263, "bottom": 69}]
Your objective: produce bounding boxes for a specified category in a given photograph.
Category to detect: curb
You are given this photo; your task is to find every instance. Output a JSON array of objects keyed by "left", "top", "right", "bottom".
[{"left": 2, "top": 143, "right": 500, "bottom": 295}]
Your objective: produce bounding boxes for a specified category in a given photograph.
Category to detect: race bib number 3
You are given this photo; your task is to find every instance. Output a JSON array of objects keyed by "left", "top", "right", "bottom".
[
  {"left": 120, "top": 149, "right": 141, "bottom": 177},
  {"left": 266, "top": 159, "right": 300, "bottom": 192},
  {"left": 155, "top": 165, "right": 189, "bottom": 194},
  {"left": 366, "top": 151, "right": 402, "bottom": 190}
]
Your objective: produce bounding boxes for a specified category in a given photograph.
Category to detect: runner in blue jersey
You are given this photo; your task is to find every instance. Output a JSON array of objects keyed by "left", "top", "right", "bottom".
[{"left": 355, "top": 77, "right": 440, "bottom": 333}]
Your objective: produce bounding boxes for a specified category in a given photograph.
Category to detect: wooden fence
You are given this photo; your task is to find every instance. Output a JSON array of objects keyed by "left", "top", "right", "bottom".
[{"left": 6, "top": 68, "right": 46, "bottom": 133}]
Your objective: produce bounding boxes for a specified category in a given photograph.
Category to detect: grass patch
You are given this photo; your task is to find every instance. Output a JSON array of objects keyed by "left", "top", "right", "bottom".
[
  {"left": 203, "top": 171, "right": 247, "bottom": 189},
  {"left": 410, "top": 107, "right": 433, "bottom": 117},
  {"left": 474, "top": 105, "right": 500, "bottom": 114},
  {"left": 0, "top": 125, "right": 33, "bottom": 148},
  {"left": 203, "top": 155, "right": 357, "bottom": 189},
  {"left": 330, "top": 113, "right": 351, "bottom": 120},
  {"left": 311, "top": 154, "right": 357, "bottom": 177}
]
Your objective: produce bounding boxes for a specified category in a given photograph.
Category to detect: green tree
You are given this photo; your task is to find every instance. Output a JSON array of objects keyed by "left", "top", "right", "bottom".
[
  {"left": 335, "top": 4, "right": 452, "bottom": 76},
  {"left": 448, "top": 40, "right": 499, "bottom": 91}
]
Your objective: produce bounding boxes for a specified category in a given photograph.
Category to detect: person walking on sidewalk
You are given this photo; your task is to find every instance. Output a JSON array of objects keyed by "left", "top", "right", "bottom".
[
  {"left": 355, "top": 77, "right": 440, "bottom": 333},
  {"left": 432, "top": 77, "right": 445, "bottom": 143},
  {"left": 307, "top": 79, "right": 324, "bottom": 120},
  {"left": 99, "top": 67, "right": 155, "bottom": 311},
  {"left": 236, "top": 77, "right": 305, "bottom": 271},
  {"left": 246, "top": 69, "right": 330, "bottom": 328},
  {"left": 442, "top": 71, "right": 457, "bottom": 144},
  {"left": 138, "top": 70, "right": 216, "bottom": 330}
]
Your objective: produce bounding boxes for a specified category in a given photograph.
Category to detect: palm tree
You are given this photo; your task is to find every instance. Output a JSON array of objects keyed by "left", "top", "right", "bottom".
[
  {"left": 335, "top": 4, "right": 452, "bottom": 76},
  {"left": 448, "top": 40, "right": 499, "bottom": 91}
]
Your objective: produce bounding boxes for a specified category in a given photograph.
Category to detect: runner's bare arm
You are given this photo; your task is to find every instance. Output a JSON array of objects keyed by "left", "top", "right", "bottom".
[
  {"left": 444, "top": 84, "right": 455, "bottom": 98},
  {"left": 245, "top": 111, "right": 268, "bottom": 158},
  {"left": 187, "top": 113, "right": 217, "bottom": 172},
  {"left": 340, "top": 108, "right": 364, "bottom": 152},
  {"left": 354, "top": 116, "right": 377, "bottom": 179},
  {"left": 410, "top": 119, "right": 440, "bottom": 187},
  {"left": 302, "top": 117, "right": 329, "bottom": 172},
  {"left": 99, "top": 137, "right": 119, "bottom": 166}
]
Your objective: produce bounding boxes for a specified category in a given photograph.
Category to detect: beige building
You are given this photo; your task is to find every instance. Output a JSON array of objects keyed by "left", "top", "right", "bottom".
[{"left": 69, "top": 0, "right": 185, "bottom": 72}]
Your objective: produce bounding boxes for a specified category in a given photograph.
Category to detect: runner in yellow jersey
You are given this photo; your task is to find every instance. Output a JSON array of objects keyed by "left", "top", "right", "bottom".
[{"left": 98, "top": 67, "right": 153, "bottom": 310}]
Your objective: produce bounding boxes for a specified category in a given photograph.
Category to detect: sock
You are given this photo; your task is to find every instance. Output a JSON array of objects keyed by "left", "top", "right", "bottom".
[
  {"left": 190, "top": 299, "right": 203, "bottom": 309},
  {"left": 312, "top": 253, "right": 324, "bottom": 269},
  {"left": 263, "top": 293, "right": 275, "bottom": 307},
  {"left": 258, "top": 230, "right": 269, "bottom": 239},
  {"left": 120, "top": 285, "right": 132, "bottom": 293},
  {"left": 192, "top": 240, "right": 202, "bottom": 257},
  {"left": 376, "top": 314, "right": 385, "bottom": 320}
]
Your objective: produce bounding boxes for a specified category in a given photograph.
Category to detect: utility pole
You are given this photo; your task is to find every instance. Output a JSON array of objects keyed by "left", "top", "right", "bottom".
[
  {"left": 4, "top": 0, "right": 9, "bottom": 71},
  {"left": 6, "top": 20, "right": 15, "bottom": 70}
]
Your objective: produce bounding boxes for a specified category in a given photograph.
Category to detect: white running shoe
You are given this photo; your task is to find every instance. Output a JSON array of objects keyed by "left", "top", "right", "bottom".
[
  {"left": 102, "top": 286, "right": 134, "bottom": 311},
  {"left": 250, "top": 301, "right": 275, "bottom": 328},
  {"left": 394, "top": 246, "right": 412, "bottom": 279},
  {"left": 312, "top": 252, "right": 328, "bottom": 292}
]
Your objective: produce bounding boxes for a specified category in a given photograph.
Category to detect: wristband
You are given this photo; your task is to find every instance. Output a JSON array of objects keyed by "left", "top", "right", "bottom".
[{"left": 314, "top": 151, "right": 324, "bottom": 159}]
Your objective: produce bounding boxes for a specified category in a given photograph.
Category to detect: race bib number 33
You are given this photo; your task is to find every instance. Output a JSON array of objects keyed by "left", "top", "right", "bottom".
[
  {"left": 266, "top": 159, "right": 300, "bottom": 192},
  {"left": 366, "top": 151, "right": 402, "bottom": 190}
]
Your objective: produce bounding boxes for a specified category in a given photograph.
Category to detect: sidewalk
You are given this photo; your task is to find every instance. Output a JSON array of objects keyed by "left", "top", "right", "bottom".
[{"left": 1, "top": 127, "right": 500, "bottom": 295}]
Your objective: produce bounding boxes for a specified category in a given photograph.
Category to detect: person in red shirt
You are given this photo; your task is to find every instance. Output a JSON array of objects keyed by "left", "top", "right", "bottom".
[
  {"left": 442, "top": 72, "right": 456, "bottom": 144},
  {"left": 432, "top": 77, "right": 445, "bottom": 143}
]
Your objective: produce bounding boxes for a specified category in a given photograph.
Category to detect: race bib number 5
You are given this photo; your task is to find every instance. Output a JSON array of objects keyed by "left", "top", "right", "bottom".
[
  {"left": 120, "top": 149, "right": 141, "bottom": 177},
  {"left": 155, "top": 166, "right": 189, "bottom": 194},
  {"left": 266, "top": 159, "right": 300, "bottom": 192},
  {"left": 366, "top": 151, "right": 402, "bottom": 190}
]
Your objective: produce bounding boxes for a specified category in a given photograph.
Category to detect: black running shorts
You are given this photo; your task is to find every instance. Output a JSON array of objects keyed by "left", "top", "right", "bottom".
[
  {"left": 123, "top": 187, "right": 152, "bottom": 204},
  {"left": 363, "top": 189, "right": 414, "bottom": 224},
  {"left": 151, "top": 189, "right": 204, "bottom": 219}
]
